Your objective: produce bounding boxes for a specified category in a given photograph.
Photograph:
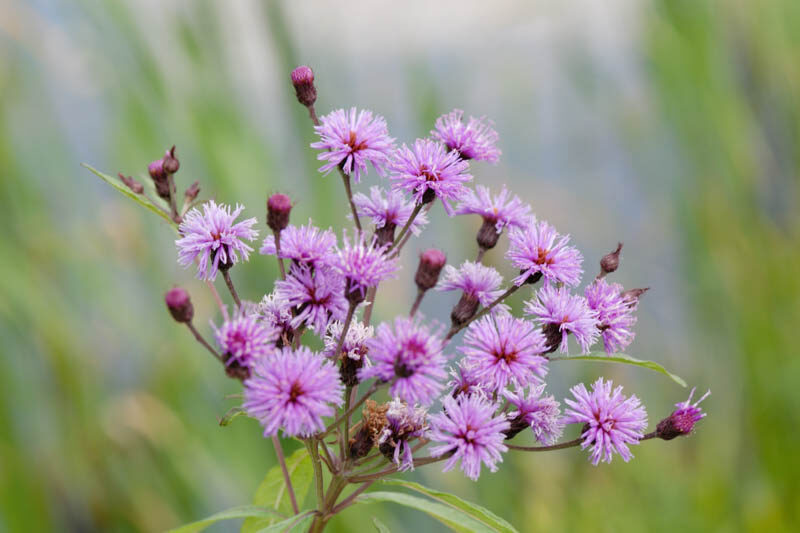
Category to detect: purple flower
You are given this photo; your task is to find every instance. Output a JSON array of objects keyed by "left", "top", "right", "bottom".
[
  {"left": 429, "top": 394, "right": 510, "bottom": 480},
  {"left": 455, "top": 185, "right": 530, "bottom": 233},
  {"left": 352, "top": 186, "right": 430, "bottom": 236},
  {"left": 176, "top": 201, "right": 258, "bottom": 281},
  {"left": 656, "top": 388, "right": 710, "bottom": 440},
  {"left": 358, "top": 317, "right": 447, "bottom": 405},
  {"left": 257, "top": 292, "right": 294, "bottom": 345},
  {"left": 310, "top": 107, "right": 395, "bottom": 183},
  {"left": 506, "top": 218, "right": 583, "bottom": 287},
  {"left": 436, "top": 261, "right": 509, "bottom": 314},
  {"left": 259, "top": 221, "right": 337, "bottom": 269},
  {"left": 564, "top": 378, "right": 648, "bottom": 465},
  {"left": 448, "top": 364, "right": 488, "bottom": 399},
  {"left": 431, "top": 109, "right": 501, "bottom": 163},
  {"left": 502, "top": 385, "right": 564, "bottom": 445},
  {"left": 460, "top": 315, "right": 548, "bottom": 392},
  {"left": 331, "top": 232, "right": 399, "bottom": 302},
  {"left": 525, "top": 285, "right": 599, "bottom": 354},
  {"left": 378, "top": 399, "right": 428, "bottom": 471},
  {"left": 323, "top": 320, "right": 373, "bottom": 361},
  {"left": 275, "top": 264, "right": 348, "bottom": 334},
  {"left": 213, "top": 307, "right": 278, "bottom": 369},
  {"left": 585, "top": 278, "right": 638, "bottom": 354},
  {"left": 243, "top": 346, "right": 344, "bottom": 437},
  {"left": 389, "top": 139, "right": 472, "bottom": 215}
]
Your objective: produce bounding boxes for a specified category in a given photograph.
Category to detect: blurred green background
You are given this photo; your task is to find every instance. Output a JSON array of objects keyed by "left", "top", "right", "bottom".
[{"left": 1, "top": 0, "right": 798, "bottom": 531}]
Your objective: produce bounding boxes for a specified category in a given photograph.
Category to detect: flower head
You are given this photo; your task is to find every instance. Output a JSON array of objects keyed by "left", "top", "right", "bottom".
[
  {"left": 378, "top": 399, "right": 428, "bottom": 471},
  {"left": 311, "top": 107, "right": 395, "bottom": 183},
  {"left": 460, "top": 315, "right": 548, "bottom": 392},
  {"left": 502, "top": 385, "right": 564, "bottom": 444},
  {"left": 213, "top": 307, "right": 278, "bottom": 370},
  {"left": 584, "top": 278, "right": 638, "bottom": 354},
  {"left": 525, "top": 285, "right": 599, "bottom": 354},
  {"left": 390, "top": 139, "right": 472, "bottom": 215},
  {"left": 436, "top": 261, "right": 509, "bottom": 312},
  {"left": 431, "top": 109, "right": 501, "bottom": 162},
  {"left": 429, "top": 394, "right": 509, "bottom": 480},
  {"left": 656, "top": 388, "right": 710, "bottom": 440},
  {"left": 506, "top": 218, "right": 583, "bottom": 287},
  {"left": 259, "top": 221, "right": 337, "bottom": 269},
  {"left": 448, "top": 364, "right": 488, "bottom": 399},
  {"left": 323, "top": 320, "right": 374, "bottom": 361},
  {"left": 257, "top": 292, "right": 294, "bottom": 345},
  {"left": 564, "top": 378, "right": 648, "bottom": 465},
  {"left": 275, "top": 264, "right": 348, "bottom": 334},
  {"left": 331, "top": 232, "right": 399, "bottom": 303},
  {"left": 358, "top": 317, "right": 447, "bottom": 405},
  {"left": 352, "top": 186, "right": 429, "bottom": 240},
  {"left": 176, "top": 201, "right": 258, "bottom": 281},
  {"left": 243, "top": 347, "right": 344, "bottom": 437},
  {"left": 456, "top": 185, "right": 530, "bottom": 234}
]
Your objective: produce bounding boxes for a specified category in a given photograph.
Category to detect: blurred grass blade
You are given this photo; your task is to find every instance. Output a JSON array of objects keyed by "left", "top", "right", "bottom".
[
  {"left": 82, "top": 163, "right": 176, "bottom": 226},
  {"left": 381, "top": 479, "right": 517, "bottom": 533},
  {"left": 372, "top": 516, "right": 391, "bottom": 532},
  {"left": 549, "top": 352, "right": 687, "bottom": 387},
  {"left": 356, "top": 491, "right": 493, "bottom": 533},
  {"left": 255, "top": 511, "right": 314, "bottom": 532},
  {"left": 167, "top": 505, "right": 286, "bottom": 533}
]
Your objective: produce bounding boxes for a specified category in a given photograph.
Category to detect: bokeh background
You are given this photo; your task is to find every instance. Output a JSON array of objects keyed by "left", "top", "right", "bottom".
[{"left": 1, "top": 0, "right": 798, "bottom": 531}]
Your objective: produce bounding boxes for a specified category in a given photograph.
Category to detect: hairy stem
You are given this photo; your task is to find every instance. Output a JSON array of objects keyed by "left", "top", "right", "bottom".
[
  {"left": 271, "top": 435, "right": 299, "bottom": 514},
  {"left": 221, "top": 269, "right": 241, "bottom": 308}
]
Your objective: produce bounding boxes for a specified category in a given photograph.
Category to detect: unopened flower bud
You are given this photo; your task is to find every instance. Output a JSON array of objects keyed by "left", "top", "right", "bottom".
[
  {"left": 476, "top": 219, "right": 501, "bottom": 251},
  {"left": 414, "top": 249, "right": 446, "bottom": 291},
  {"left": 165, "top": 287, "right": 194, "bottom": 323},
  {"left": 655, "top": 388, "right": 709, "bottom": 440},
  {"left": 184, "top": 180, "right": 201, "bottom": 202},
  {"left": 118, "top": 173, "right": 143, "bottom": 194},
  {"left": 267, "top": 193, "right": 292, "bottom": 232},
  {"left": 599, "top": 242, "right": 622, "bottom": 277},
  {"left": 163, "top": 145, "right": 180, "bottom": 174},
  {"left": 450, "top": 293, "right": 480, "bottom": 327},
  {"left": 148, "top": 158, "right": 166, "bottom": 182},
  {"left": 621, "top": 287, "right": 649, "bottom": 307},
  {"left": 291, "top": 65, "right": 317, "bottom": 107}
]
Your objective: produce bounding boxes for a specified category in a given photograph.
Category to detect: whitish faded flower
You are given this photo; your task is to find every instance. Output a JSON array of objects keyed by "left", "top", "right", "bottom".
[
  {"left": 431, "top": 109, "right": 501, "bottom": 162},
  {"left": 323, "top": 320, "right": 374, "bottom": 361},
  {"left": 506, "top": 217, "right": 583, "bottom": 287}
]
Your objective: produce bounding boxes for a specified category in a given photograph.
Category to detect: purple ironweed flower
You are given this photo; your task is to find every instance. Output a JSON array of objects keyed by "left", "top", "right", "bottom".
[
  {"left": 275, "top": 264, "right": 348, "bottom": 334},
  {"left": 378, "top": 399, "right": 429, "bottom": 471},
  {"left": 358, "top": 317, "right": 447, "bottom": 406},
  {"left": 502, "top": 385, "right": 564, "bottom": 444},
  {"left": 352, "top": 186, "right": 430, "bottom": 244},
  {"left": 257, "top": 292, "right": 293, "bottom": 344},
  {"left": 656, "top": 388, "right": 710, "bottom": 440},
  {"left": 564, "top": 378, "right": 648, "bottom": 465},
  {"left": 431, "top": 109, "right": 501, "bottom": 163},
  {"left": 506, "top": 217, "right": 583, "bottom": 287},
  {"left": 436, "top": 261, "right": 510, "bottom": 313},
  {"left": 176, "top": 201, "right": 258, "bottom": 281},
  {"left": 212, "top": 306, "right": 278, "bottom": 370},
  {"left": 525, "top": 284, "right": 599, "bottom": 354},
  {"left": 460, "top": 315, "right": 549, "bottom": 392},
  {"left": 389, "top": 139, "right": 472, "bottom": 215},
  {"left": 243, "top": 346, "right": 344, "bottom": 437},
  {"left": 429, "top": 394, "right": 510, "bottom": 481},
  {"left": 455, "top": 185, "right": 530, "bottom": 234},
  {"left": 448, "top": 364, "right": 488, "bottom": 399},
  {"left": 311, "top": 107, "right": 395, "bottom": 183},
  {"left": 331, "top": 232, "right": 399, "bottom": 304},
  {"left": 323, "top": 320, "right": 374, "bottom": 361},
  {"left": 584, "top": 278, "right": 638, "bottom": 354},
  {"left": 259, "top": 221, "right": 337, "bottom": 269}
]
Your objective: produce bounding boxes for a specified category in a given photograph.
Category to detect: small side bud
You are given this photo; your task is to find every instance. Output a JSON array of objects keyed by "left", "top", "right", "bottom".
[
  {"left": 267, "top": 193, "right": 292, "bottom": 232},
  {"left": 291, "top": 65, "right": 317, "bottom": 107},
  {"left": 476, "top": 219, "right": 501, "bottom": 251},
  {"left": 148, "top": 157, "right": 171, "bottom": 200},
  {"left": 118, "top": 173, "right": 143, "bottom": 194},
  {"left": 165, "top": 287, "right": 194, "bottom": 323},
  {"left": 655, "top": 388, "right": 709, "bottom": 440},
  {"left": 184, "top": 181, "right": 201, "bottom": 203},
  {"left": 599, "top": 242, "right": 622, "bottom": 277},
  {"left": 163, "top": 145, "right": 180, "bottom": 174},
  {"left": 450, "top": 293, "right": 480, "bottom": 327},
  {"left": 415, "top": 249, "right": 446, "bottom": 291},
  {"left": 621, "top": 287, "right": 649, "bottom": 307}
]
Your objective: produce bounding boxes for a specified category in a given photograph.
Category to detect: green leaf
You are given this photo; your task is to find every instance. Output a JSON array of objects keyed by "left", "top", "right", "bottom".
[
  {"left": 218, "top": 406, "right": 247, "bottom": 427},
  {"left": 167, "top": 505, "right": 285, "bottom": 533},
  {"left": 254, "top": 511, "right": 315, "bottom": 533},
  {"left": 381, "top": 479, "right": 517, "bottom": 533},
  {"left": 549, "top": 352, "right": 687, "bottom": 387},
  {"left": 372, "top": 516, "right": 391, "bottom": 533},
  {"left": 81, "top": 163, "right": 177, "bottom": 226},
  {"left": 241, "top": 447, "right": 314, "bottom": 532},
  {"left": 356, "top": 491, "right": 494, "bottom": 533}
]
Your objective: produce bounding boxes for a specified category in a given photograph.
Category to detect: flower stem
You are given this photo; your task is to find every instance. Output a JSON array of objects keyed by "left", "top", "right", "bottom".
[
  {"left": 361, "top": 287, "right": 378, "bottom": 325},
  {"left": 273, "top": 230, "right": 287, "bottom": 280},
  {"left": 506, "top": 437, "right": 583, "bottom": 452},
  {"left": 388, "top": 203, "right": 423, "bottom": 255},
  {"left": 475, "top": 247, "right": 486, "bottom": 263},
  {"left": 346, "top": 455, "right": 447, "bottom": 483},
  {"left": 221, "top": 269, "right": 241, "bottom": 308},
  {"left": 204, "top": 279, "right": 227, "bottom": 318},
  {"left": 306, "top": 439, "right": 325, "bottom": 511},
  {"left": 409, "top": 288, "right": 425, "bottom": 317},
  {"left": 339, "top": 171, "right": 362, "bottom": 233},
  {"left": 445, "top": 284, "right": 520, "bottom": 341},
  {"left": 334, "top": 302, "right": 357, "bottom": 362},
  {"left": 271, "top": 435, "right": 299, "bottom": 514},
  {"left": 185, "top": 321, "right": 223, "bottom": 363},
  {"left": 329, "top": 479, "right": 376, "bottom": 515}
]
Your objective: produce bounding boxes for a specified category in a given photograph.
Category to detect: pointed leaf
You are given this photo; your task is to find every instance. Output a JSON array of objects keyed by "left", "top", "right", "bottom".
[
  {"left": 381, "top": 479, "right": 517, "bottom": 533},
  {"left": 549, "top": 352, "right": 687, "bottom": 387},
  {"left": 356, "top": 491, "right": 493, "bottom": 533},
  {"left": 218, "top": 406, "right": 247, "bottom": 427},
  {"left": 168, "top": 505, "right": 285, "bottom": 533},
  {"left": 254, "top": 511, "right": 315, "bottom": 532},
  {"left": 372, "top": 516, "right": 391, "bottom": 533}
]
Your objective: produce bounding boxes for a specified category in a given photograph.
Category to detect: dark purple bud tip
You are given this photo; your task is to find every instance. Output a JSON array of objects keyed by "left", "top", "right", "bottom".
[
  {"left": 600, "top": 242, "right": 623, "bottom": 276},
  {"left": 477, "top": 219, "right": 501, "bottom": 251},
  {"left": 118, "top": 173, "right": 144, "bottom": 194},
  {"left": 165, "top": 287, "right": 194, "bottom": 323},
  {"left": 291, "top": 65, "right": 317, "bottom": 107},
  {"left": 415, "top": 249, "right": 447, "bottom": 291},
  {"left": 184, "top": 180, "right": 200, "bottom": 202},
  {"left": 163, "top": 146, "right": 180, "bottom": 174},
  {"left": 267, "top": 193, "right": 292, "bottom": 232}
]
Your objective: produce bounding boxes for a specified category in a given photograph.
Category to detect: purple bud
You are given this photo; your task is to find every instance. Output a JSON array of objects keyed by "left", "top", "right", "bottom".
[
  {"left": 118, "top": 173, "right": 143, "bottom": 194},
  {"left": 291, "top": 65, "right": 317, "bottom": 107},
  {"left": 267, "top": 193, "right": 292, "bottom": 232},
  {"left": 415, "top": 249, "right": 447, "bottom": 291},
  {"left": 450, "top": 293, "right": 480, "bottom": 327},
  {"left": 599, "top": 242, "right": 622, "bottom": 277},
  {"left": 148, "top": 158, "right": 166, "bottom": 182},
  {"left": 476, "top": 219, "right": 501, "bottom": 251},
  {"left": 655, "top": 388, "right": 709, "bottom": 440},
  {"left": 184, "top": 181, "right": 200, "bottom": 202},
  {"left": 163, "top": 145, "right": 180, "bottom": 174},
  {"left": 165, "top": 287, "right": 194, "bottom": 323}
]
